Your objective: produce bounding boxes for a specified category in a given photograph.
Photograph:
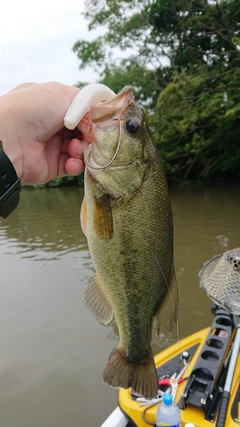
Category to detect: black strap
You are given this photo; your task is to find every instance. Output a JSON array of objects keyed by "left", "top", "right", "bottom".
[{"left": 0, "top": 148, "right": 21, "bottom": 218}]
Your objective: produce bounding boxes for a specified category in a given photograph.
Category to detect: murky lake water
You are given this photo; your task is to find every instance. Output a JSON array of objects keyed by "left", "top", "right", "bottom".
[{"left": 0, "top": 184, "right": 239, "bottom": 426}]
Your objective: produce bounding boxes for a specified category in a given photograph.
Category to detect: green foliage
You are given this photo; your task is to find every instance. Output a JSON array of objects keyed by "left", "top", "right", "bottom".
[
  {"left": 73, "top": 39, "right": 106, "bottom": 70},
  {"left": 151, "top": 68, "right": 240, "bottom": 180},
  {"left": 74, "top": 0, "right": 166, "bottom": 99},
  {"left": 100, "top": 61, "right": 158, "bottom": 107},
  {"left": 43, "top": 174, "right": 84, "bottom": 188},
  {"left": 73, "top": 0, "right": 240, "bottom": 182}
]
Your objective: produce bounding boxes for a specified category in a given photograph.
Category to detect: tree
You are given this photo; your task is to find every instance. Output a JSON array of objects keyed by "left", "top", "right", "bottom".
[
  {"left": 149, "top": 0, "right": 240, "bottom": 180},
  {"left": 73, "top": 0, "right": 167, "bottom": 105},
  {"left": 73, "top": 0, "right": 240, "bottom": 181},
  {"left": 152, "top": 68, "right": 240, "bottom": 180}
]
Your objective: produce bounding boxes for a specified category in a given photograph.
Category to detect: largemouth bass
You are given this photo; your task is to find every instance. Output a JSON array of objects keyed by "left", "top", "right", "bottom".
[{"left": 79, "top": 86, "right": 179, "bottom": 398}]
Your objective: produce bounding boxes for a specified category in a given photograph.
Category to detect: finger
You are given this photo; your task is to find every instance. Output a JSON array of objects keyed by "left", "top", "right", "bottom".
[
  {"left": 65, "top": 157, "right": 85, "bottom": 176},
  {"left": 67, "top": 138, "right": 84, "bottom": 159},
  {"left": 60, "top": 138, "right": 71, "bottom": 154}
]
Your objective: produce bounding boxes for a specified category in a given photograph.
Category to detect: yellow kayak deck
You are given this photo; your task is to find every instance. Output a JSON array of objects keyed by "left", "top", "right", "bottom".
[{"left": 118, "top": 308, "right": 240, "bottom": 427}]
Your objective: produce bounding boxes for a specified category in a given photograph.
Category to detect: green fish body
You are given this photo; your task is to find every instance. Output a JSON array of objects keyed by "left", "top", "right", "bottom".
[{"left": 80, "top": 87, "right": 179, "bottom": 398}]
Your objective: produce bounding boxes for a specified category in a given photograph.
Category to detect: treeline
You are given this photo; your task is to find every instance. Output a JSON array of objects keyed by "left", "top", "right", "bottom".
[{"left": 71, "top": 0, "right": 240, "bottom": 183}]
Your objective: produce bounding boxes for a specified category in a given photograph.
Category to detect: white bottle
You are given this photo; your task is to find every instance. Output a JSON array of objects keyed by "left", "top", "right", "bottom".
[{"left": 156, "top": 393, "right": 181, "bottom": 427}]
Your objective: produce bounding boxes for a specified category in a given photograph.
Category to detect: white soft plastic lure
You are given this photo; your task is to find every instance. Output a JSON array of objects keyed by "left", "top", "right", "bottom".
[{"left": 64, "top": 83, "right": 116, "bottom": 130}]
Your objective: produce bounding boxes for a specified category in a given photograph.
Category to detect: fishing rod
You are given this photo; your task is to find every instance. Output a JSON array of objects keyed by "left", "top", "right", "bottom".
[{"left": 215, "top": 323, "right": 240, "bottom": 427}]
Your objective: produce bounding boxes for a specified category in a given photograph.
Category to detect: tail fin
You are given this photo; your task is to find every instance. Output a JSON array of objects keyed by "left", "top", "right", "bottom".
[{"left": 102, "top": 346, "right": 158, "bottom": 398}]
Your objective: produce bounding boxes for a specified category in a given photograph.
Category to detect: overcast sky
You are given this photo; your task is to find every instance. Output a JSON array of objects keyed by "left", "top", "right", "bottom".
[{"left": 0, "top": 0, "right": 99, "bottom": 95}]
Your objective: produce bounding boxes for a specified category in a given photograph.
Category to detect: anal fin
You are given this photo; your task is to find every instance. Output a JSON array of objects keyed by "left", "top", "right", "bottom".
[{"left": 84, "top": 275, "right": 113, "bottom": 325}]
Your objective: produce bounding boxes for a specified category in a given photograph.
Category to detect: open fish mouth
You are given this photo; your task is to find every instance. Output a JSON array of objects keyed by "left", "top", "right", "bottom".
[
  {"left": 64, "top": 84, "right": 133, "bottom": 130},
  {"left": 84, "top": 118, "right": 125, "bottom": 171},
  {"left": 66, "top": 86, "right": 141, "bottom": 172},
  {"left": 64, "top": 84, "right": 139, "bottom": 172}
]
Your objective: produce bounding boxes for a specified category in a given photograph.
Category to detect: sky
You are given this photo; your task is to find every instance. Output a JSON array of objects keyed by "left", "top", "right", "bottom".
[{"left": 0, "top": 0, "right": 100, "bottom": 95}]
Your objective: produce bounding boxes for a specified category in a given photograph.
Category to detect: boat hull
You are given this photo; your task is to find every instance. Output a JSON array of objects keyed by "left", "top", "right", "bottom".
[{"left": 118, "top": 322, "right": 240, "bottom": 427}]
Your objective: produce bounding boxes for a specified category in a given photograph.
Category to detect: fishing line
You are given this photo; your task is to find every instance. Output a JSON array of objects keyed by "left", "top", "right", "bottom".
[{"left": 86, "top": 118, "right": 122, "bottom": 170}]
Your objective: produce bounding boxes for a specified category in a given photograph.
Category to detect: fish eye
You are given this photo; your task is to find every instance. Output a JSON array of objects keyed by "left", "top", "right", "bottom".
[{"left": 125, "top": 119, "right": 140, "bottom": 135}]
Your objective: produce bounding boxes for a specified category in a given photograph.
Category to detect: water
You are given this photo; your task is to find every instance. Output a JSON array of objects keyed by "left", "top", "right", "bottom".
[{"left": 0, "top": 184, "right": 239, "bottom": 426}]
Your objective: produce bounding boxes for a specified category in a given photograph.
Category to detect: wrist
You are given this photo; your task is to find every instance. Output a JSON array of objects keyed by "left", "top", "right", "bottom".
[
  {"left": 0, "top": 95, "right": 23, "bottom": 180},
  {"left": 0, "top": 142, "right": 21, "bottom": 218}
]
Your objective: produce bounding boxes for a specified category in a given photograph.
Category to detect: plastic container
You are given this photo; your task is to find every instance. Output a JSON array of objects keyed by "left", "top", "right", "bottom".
[{"left": 156, "top": 393, "right": 181, "bottom": 426}]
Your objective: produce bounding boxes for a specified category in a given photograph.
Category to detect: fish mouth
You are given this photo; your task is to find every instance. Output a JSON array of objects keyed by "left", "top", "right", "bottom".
[
  {"left": 90, "top": 86, "right": 134, "bottom": 122},
  {"left": 78, "top": 86, "right": 136, "bottom": 144},
  {"left": 81, "top": 86, "right": 141, "bottom": 171}
]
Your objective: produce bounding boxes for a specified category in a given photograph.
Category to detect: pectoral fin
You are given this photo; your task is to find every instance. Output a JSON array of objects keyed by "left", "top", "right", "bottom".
[
  {"left": 94, "top": 194, "right": 113, "bottom": 241},
  {"left": 84, "top": 275, "right": 114, "bottom": 325},
  {"left": 155, "top": 269, "right": 179, "bottom": 338}
]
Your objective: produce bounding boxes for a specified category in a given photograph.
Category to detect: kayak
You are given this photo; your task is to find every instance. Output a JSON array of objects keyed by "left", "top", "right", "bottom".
[{"left": 101, "top": 305, "right": 240, "bottom": 427}]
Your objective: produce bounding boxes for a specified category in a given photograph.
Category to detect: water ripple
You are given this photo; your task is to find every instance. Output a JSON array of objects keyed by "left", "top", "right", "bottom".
[{"left": 0, "top": 187, "right": 89, "bottom": 261}]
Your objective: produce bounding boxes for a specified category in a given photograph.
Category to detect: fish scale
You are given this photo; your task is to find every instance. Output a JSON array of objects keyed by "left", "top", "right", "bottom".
[{"left": 80, "top": 86, "right": 179, "bottom": 398}]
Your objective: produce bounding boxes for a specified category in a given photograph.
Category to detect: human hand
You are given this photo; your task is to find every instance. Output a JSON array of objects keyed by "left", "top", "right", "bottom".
[{"left": 0, "top": 82, "right": 84, "bottom": 185}]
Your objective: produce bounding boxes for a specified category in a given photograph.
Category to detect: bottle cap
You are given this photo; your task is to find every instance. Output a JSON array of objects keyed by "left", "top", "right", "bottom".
[{"left": 162, "top": 393, "right": 173, "bottom": 405}]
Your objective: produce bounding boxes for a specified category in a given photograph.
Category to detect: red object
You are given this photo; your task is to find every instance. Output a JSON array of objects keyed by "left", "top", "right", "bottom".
[{"left": 158, "top": 377, "right": 187, "bottom": 386}]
